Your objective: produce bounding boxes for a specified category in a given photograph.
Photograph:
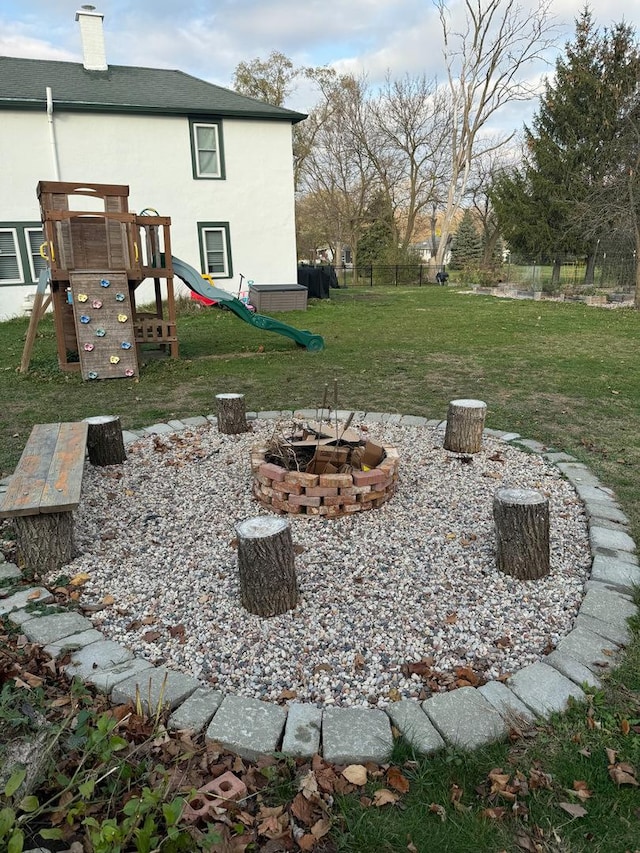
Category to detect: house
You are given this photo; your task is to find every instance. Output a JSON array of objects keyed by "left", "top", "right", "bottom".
[{"left": 0, "top": 6, "right": 305, "bottom": 320}]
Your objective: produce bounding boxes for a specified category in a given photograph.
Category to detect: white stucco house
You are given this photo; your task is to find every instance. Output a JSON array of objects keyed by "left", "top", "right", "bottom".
[{"left": 0, "top": 6, "right": 305, "bottom": 320}]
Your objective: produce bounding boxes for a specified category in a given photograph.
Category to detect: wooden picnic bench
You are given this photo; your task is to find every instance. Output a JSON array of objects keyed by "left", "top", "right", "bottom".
[{"left": 0, "top": 422, "right": 89, "bottom": 573}]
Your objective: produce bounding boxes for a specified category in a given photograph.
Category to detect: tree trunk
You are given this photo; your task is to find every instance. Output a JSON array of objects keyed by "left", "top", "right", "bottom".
[
  {"left": 493, "top": 488, "right": 550, "bottom": 580},
  {"left": 236, "top": 517, "right": 298, "bottom": 617},
  {"left": 216, "top": 393, "right": 249, "bottom": 435},
  {"left": 15, "top": 512, "right": 76, "bottom": 574},
  {"left": 83, "top": 415, "right": 126, "bottom": 466},
  {"left": 443, "top": 399, "right": 487, "bottom": 454}
]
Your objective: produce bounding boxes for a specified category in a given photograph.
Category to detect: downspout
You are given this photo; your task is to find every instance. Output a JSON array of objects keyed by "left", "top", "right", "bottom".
[{"left": 46, "top": 87, "right": 61, "bottom": 180}]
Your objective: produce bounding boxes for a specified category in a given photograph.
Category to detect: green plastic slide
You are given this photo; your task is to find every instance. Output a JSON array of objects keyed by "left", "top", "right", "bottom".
[{"left": 171, "top": 256, "right": 324, "bottom": 352}]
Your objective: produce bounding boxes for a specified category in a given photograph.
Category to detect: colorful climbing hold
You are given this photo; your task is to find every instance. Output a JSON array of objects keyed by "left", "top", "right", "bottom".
[
  {"left": 100, "top": 278, "right": 111, "bottom": 288},
  {"left": 80, "top": 315, "right": 91, "bottom": 324},
  {"left": 83, "top": 343, "right": 95, "bottom": 352}
]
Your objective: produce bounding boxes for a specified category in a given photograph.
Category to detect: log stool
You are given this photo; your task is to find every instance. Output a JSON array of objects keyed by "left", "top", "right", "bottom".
[
  {"left": 493, "top": 487, "right": 550, "bottom": 580},
  {"left": 443, "top": 399, "right": 487, "bottom": 454},
  {"left": 83, "top": 415, "right": 126, "bottom": 466},
  {"left": 216, "top": 393, "right": 249, "bottom": 435},
  {"left": 235, "top": 516, "right": 298, "bottom": 617}
]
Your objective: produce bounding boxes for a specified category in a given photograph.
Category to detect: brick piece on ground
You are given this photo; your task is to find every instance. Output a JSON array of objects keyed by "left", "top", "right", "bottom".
[
  {"left": 281, "top": 704, "right": 322, "bottom": 758},
  {"left": 110, "top": 666, "right": 199, "bottom": 713},
  {"left": 322, "top": 707, "right": 393, "bottom": 764},
  {"left": 45, "top": 629, "right": 105, "bottom": 658},
  {"left": 386, "top": 700, "right": 444, "bottom": 755},
  {"left": 555, "top": 626, "right": 620, "bottom": 673},
  {"left": 20, "top": 611, "right": 95, "bottom": 646},
  {"left": 206, "top": 694, "right": 287, "bottom": 761},
  {"left": 168, "top": 687, "right": 224, "bottom": 732},
  {"left": 477, "top": 681, "right": 536, "bottom": 726},
  {"left": 507, "top": 662, "right": 585, "bottom": 718},
  {"left": 66, "top": 640, "right": 134, "bottom": 682},
  {"left": 544, "top": 650, "right": 602, "bottom": 690},
  {"left": 422, "top": 687, "right": 507, "bottom": 750},
  {"left": 0, "top": 587, "right": 55, "bottom": 616}
]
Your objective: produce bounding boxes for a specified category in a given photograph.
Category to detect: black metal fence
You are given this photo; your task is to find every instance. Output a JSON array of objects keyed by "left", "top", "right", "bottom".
[{"left": 331, "top": 255, "right": 637, "bottom": 293}]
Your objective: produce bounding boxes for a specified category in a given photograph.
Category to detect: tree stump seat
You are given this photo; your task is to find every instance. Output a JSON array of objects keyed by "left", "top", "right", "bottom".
[{"left": 0, "top": 422, "right": 89, "bottom": 573}]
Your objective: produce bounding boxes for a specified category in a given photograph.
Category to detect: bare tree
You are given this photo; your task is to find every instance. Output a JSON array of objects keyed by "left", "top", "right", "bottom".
[
  {"left": 366, "top": 74, "right": 451, "bottom": 254},
  {"left": 435, "top": 0, "right": 557, "bottom": 268},
  {"left": 297, "top": 74, "right": 381, "bottom": 267}
]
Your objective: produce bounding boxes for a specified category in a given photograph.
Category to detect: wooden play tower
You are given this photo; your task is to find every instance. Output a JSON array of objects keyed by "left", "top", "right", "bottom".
[{"left": 21, "top": 181, "right": 178, "bottom": 379}]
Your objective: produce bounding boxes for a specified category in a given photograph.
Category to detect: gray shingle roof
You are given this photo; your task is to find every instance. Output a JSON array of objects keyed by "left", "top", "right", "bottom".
[{"left": 0, "top": 56, "right": 306, "bottom": 123}]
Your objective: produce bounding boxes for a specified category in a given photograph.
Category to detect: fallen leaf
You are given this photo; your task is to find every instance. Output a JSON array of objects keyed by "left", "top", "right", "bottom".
[
  {"left": 445, "top": 612, "right": 458, "bottom": 624},
  {"left": 298, "top": 769, "right": 319, "bottom": 799},
  {"left": 606, "top": 747, "right": 617, "bottom": 765},
  {"left": 482, "top": 807, "right": 507, "bottom": 820},
  {"left": 26, "top": 590, "right": 41, "bottom": 600},
  {"left": 572, "top": 780, "right": 592, "bottom": 801},
  {"left": 142, "top": 630, "right": 162, "bottom": 643},
  {"left": 102, "top": 594, "right": 115, "bottom": 606},
  {"left": 310, "top": 818, "right": 331, "bottom": 838},
  {"left": 69, "top": 572, "right": 91, "bottom": 586},
  {"left": 342, "top": 765, "right": 367, "bottom": 786},
  {"left": 386, "top": 767, "right": 410, "bottom": 794},
  {"left": 620, "top": 719, "right": 630, "bottom": 736},
  {"left": 428, "top": 802, "right": 446, "bottom": 821},
  {"left": 608, "top": 763, "right": 639, "bottom": 786},
  {"left": 558, "top": 802, "right": 587, "bottom": 818},
  {"left": 373, "top": 788, "right": 399, "bottom": 807}
]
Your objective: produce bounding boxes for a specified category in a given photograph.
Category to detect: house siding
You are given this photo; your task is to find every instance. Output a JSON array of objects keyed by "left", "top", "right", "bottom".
[{"left": 0, "top": 108, "right": 297, "bottom": 319}]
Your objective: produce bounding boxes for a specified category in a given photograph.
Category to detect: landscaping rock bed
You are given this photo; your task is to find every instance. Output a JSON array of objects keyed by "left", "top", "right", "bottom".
[{"left": 47, "top": 419, "right": 592, "bottom": 709}]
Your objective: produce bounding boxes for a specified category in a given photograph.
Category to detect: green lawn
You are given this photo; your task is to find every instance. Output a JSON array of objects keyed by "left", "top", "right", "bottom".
[{"left": 1, "top": 286, "right": 638, "bottom": 852}]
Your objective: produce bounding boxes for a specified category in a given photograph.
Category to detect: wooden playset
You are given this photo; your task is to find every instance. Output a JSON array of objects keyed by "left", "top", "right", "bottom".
[{"left": 21, "top": 181, "right": 178, "bottom": 379}]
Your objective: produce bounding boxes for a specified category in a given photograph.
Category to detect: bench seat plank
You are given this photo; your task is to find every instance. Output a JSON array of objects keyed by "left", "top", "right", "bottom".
[{"left": 0, "top": 422, "right": 88, "bottom": 518}]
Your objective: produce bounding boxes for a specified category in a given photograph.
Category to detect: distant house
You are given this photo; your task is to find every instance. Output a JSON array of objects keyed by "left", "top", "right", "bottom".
[{"left": 0, "top": 6, "right": 305, "bottom": 320}]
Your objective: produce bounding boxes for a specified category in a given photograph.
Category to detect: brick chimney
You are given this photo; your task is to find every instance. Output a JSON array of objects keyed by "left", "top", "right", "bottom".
[{"left": 75, "top": 5, "right": 107, "bottom": 71}]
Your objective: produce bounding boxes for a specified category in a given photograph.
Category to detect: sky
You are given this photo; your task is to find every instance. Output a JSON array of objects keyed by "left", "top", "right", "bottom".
[{"left": 1, "top": 0, "right": 639, "bottom": 133}]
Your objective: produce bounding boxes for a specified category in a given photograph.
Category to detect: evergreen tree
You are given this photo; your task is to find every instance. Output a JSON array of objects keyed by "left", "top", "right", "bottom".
[
  {"left": 450, "top": 210, "right": 483, "bottom": 270},
  {"left": 491, "top": 8, "right": 640, "bottom": 284}
]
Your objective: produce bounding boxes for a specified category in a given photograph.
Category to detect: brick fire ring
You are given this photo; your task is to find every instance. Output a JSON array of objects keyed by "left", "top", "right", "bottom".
[{"left": 250, "top": 444, "right": 400, "bottom": 517}]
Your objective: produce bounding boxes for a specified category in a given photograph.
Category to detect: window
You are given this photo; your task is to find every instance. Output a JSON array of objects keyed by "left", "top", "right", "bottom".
[
  {"left": 0, "top": 229, "right": 24, "bottom": 284},
  {"left": 191, "top": 120, "right": 225, "bottom": 179},
  {"left": 25, "top": 227, "right": 47, "bottom": 282},
  {"left": 199, "top": 223, "right": 232, "bottom": 278}
]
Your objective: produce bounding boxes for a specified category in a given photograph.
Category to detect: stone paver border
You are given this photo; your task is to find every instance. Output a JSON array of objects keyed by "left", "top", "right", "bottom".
[{"left": 1, "top": 411, "right": 637, "bottom": 764}]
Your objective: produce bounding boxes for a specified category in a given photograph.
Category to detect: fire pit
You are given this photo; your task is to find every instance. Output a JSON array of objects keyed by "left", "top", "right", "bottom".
[{"left": 250, "top": 417, "right": 399, "bottom": 517}]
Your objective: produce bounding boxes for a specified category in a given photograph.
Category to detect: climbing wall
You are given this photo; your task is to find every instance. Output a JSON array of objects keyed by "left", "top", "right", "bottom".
[{"left": 69, "top": 272, "right": 138, "bottom": 380}]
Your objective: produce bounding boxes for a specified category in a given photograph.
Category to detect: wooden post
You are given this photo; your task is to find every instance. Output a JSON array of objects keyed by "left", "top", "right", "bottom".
[
  {"left": 236, "top": 516, "right": 298, "bottom": 617},
  {"left": 216, "top": 393, "right": 249, "bottom": 435},
  {"left": 83, "top": 415, "right": 126, "bottom": 466},
  {"left": 15, "top": 512, "right": 75, "bottom": 574},
  {"left": 443, "top": 399, "right": 487, "bottom": 453},
  {"left": 493, "top": 487, "right": 550, "bottom": 580}
]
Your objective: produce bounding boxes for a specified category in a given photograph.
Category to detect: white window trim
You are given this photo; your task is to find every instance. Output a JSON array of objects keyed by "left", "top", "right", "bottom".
[
  {"left": 202, "top": 226, "right": 230, "bottom": 277},
  {"left": 25, "top": 226, "right": 45, "bottom": 283},
  {"left": 193, "top": 122, "right": 221, "bottom": 178},
  {"left": 0, "top": 228, "right": 25, "bottom": 285}
]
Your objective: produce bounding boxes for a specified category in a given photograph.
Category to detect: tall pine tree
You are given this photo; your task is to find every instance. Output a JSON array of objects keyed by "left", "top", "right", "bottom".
[{"left": 491, "top": 8, "right": 640, "bottom": 285}]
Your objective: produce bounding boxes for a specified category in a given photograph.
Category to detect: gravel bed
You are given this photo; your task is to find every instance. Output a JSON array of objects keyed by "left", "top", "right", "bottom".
[{"left": 49, "top": 420, "right": 591, "bottom": 708}]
